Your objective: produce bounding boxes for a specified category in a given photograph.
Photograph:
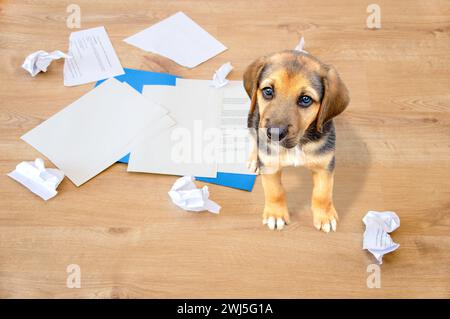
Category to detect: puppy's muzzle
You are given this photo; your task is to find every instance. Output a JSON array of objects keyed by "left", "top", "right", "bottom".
[{"left": 266, "top": 125, "right": 289, "bottom": 141}]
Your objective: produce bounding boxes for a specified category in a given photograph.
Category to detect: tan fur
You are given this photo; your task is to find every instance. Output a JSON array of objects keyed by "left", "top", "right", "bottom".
[
  {"left": 311, "top": 169, "right": 337, "bottom": 230},
  {"left": 261, "top": 171, "right": 290, "bottom": 223}
]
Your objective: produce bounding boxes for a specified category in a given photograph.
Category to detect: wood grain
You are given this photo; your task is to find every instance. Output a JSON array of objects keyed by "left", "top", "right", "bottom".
[{"left": 0, "top": 0, "right": 449, "bottom": 298}]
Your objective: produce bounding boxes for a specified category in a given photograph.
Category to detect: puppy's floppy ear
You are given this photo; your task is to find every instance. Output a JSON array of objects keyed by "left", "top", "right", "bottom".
[
  {"left": 316, "top": 65, "right": 350, "bottom": 132},
  {"left": 243, "top": 57, "right": 266, "bottom": 115}
]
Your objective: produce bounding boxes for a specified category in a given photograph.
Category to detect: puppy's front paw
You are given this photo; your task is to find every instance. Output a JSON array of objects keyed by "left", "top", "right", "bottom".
[
  {"left": 247, "top": 158, "right": 259, "bottom": 174},
  {"left": 263, "top": 205, "right": 290, "bottom": 230},
  {"left": 312, "top": 205, "right": 338, "bottom": 233}
]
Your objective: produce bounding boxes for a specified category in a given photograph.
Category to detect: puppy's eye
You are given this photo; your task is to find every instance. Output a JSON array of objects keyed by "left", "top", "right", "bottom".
[
  {"left": 262, "top": 87, "right": 274, "bottom": 99},
  {"left": 298, "top": 95, "right": 313, "bottom": 108}
]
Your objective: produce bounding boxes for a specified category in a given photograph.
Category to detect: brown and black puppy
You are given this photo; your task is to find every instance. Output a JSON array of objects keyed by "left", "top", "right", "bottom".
[{"left": 244, "top": 50, "right": 349, "bottom": 232}]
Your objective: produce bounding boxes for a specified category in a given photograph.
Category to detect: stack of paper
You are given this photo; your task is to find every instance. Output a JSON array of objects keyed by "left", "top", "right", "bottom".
[
  {"left": 95, "top": 68, "right": 257, "bottom": 191},
  {"left": 130, "top": 78, "right": 255, "bottom": 180}
]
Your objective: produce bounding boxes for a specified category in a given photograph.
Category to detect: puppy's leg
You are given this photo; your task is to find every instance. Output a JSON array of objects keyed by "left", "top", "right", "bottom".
[
  {"left": 247, "top": 129, "right": 260, "bottom": 173},
  {"left": 247, "top": 144, "right": 259, "bottom": 173},
  {"left": 311, "top": 168, "right": 338, "bottom": 233},
  {"left": 261, "top": 169, "right": 289, "bottom": 230}
]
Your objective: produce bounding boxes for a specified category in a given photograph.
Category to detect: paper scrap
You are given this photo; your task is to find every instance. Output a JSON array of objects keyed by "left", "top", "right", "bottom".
[
  {"left": 363, "top": 211, "right": 400, "bottom": 264},
  {"left": 211, "top": 62, "right": 233, "bottom": 88},
  {"left": 22, "top": 78, "right": 170, "bottom": 186},
  {"left": 124, "top": 12, "right": 227, "bottom": 68},
  {"left": 7, "top": 158, "right": 64, "bottom": 200},
  {"left": 22, "top": 50, "right": 71, "bottom": 77},
  {"left": 168, "top": 176, "right": 221, "bottom": 213},
  {"left": 64, "top": 26, "right": 124, "bottom": 86},
  {"left": 294, "top": 36, "right": 307, "bottom": 53}
]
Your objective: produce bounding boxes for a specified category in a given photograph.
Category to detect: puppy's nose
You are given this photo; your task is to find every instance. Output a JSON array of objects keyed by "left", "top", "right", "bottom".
[{"left": 266, "top": 125, "right": 289, "bottom": 141}]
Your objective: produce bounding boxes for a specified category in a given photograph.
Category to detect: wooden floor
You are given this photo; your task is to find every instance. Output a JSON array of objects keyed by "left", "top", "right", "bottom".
[{"left": 1, "top": 0, "right": 449, "bottom": 298}]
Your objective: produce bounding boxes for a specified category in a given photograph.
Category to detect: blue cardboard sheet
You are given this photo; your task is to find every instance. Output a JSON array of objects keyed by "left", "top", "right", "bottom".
[
  {"left": 195, "top": 172, "right": 256, "bottom": 191},
  {"left": 95, "top": 68, "right": 256, "bottom": 191}
]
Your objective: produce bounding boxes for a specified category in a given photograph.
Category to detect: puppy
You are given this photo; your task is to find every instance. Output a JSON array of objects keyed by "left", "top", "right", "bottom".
[{"left": 244, "top": 50, "right": 349, "bottom": 232}]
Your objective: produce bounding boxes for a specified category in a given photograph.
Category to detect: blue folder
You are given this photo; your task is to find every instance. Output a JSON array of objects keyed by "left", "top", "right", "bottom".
[{"left": 95, "top": 68, "right": 257, "bottom": 191}]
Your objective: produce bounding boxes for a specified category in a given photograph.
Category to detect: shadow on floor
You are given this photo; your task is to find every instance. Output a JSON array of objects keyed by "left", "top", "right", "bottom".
[{"left": 284, "top": 119, "right": 372, "bottom": 222}]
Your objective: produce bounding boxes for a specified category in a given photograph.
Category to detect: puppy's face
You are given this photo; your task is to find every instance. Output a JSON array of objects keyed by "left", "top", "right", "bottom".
[{"left": 244, "top": 51, "right": 349, "bottom": 148}]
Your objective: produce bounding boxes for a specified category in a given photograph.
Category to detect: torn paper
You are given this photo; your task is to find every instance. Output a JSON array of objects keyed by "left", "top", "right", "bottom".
[
  {"left": 294, "top": 36, "right": 308, "bottom": 53},
  {"left": 124, "top": 12, "right": 227, "bottom": 68},
  {"left": 64, "top": 26, "right": 124, "bottom": 86},
  {"left": 22, "top": 78, "right": 169, "bottom": 186},
  {"left": 211, "top": 62, "right": 233, "bottom": 88},
  {"left": 363, "top": 211, "right": 400, "bottom": 264},
  {"left": 7, "top": 158, "right": 64, "bottom": 200},
  {"left": 168, "top": 176, "right": 221, "bottom": 213},
  {"left": 22, "top": 50, "right": 71, "bottom": 77}
]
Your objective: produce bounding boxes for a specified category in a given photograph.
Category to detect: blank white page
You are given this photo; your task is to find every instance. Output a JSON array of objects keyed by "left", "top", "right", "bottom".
[{"left": 124, "top": 12, "right": 227, "bottom": 68}]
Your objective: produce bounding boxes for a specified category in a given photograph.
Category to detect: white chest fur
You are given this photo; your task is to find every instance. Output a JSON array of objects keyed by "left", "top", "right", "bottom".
[
  {"left": 279, "top": 145, "right": 306, "bottom": 167},
  {"left": 258, "top": 144, "right": 307, "bottom": 169}
]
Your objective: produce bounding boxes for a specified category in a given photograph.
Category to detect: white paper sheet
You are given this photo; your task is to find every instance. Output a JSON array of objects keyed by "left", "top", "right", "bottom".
[
  {"left": 363, "top": 211, "right": 400, "bottom": 264},
  {"left": 124, "top": 12, "right": 227, "bottom": 68},
  {"left": 211, "top": 62, "right": 233, "bottom": 88},
  {"left": 176, "top": 79, "right": 254, "bottom": 175},
  {"left": 64, "top": 26, "right": 124, "bottom": 86},
  {"left": 22, "top": 50, "right": 71, "bottom": 77},
  {"left": 217, "top": 81, "right": 254, "bottom": 174},
  {"left": 129, "top": 80, "right": 222, "bottom": 177},
  {"left": 7, "top": 158, "right": 64, "bottom": 200},
  {"left": 22, "top": 78, "right": 170, "bottom": 186},
  {"left": 168, "top": 176, "right": 221, "bottom": 213}
]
